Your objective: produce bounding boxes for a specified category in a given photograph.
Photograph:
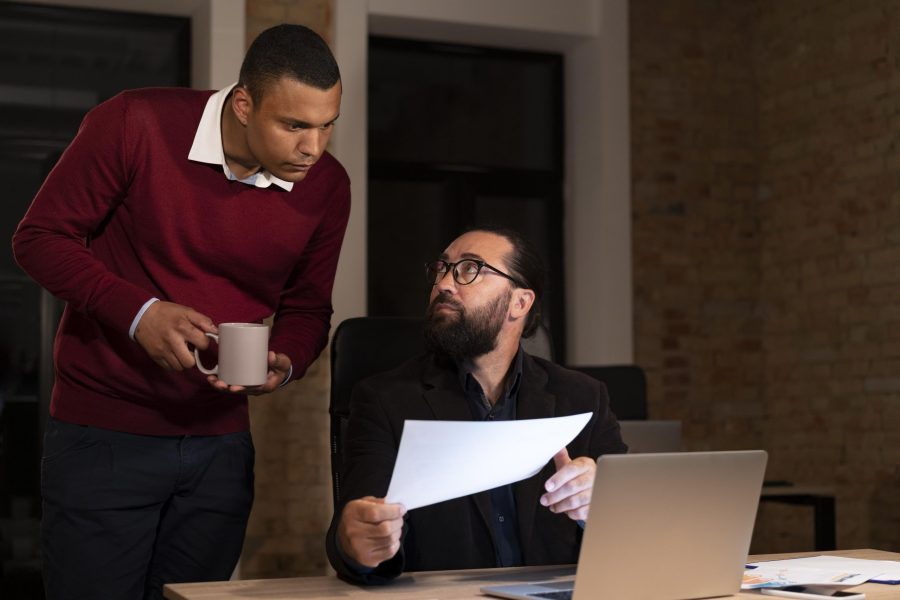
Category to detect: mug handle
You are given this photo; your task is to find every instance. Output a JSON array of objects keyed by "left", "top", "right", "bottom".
[{"left": 194, "top": 332, "right": 219, "bottom": 375}]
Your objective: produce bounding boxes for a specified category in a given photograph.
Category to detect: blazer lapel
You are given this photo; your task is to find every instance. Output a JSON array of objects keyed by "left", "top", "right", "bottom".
[
  {"left": 422, "top": 359, "right": 497, "bottom": 545},
  {"left": 421, "top": 355, "right": 471, "bottom": 421},
  {"left": 421, "top": 354, "right": 500, "bottom": 557},
  {"left": 514, "top": 354, "right": 557, "bottom": 557}
]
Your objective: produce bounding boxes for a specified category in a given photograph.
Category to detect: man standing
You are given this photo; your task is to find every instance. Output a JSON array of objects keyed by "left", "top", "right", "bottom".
[
  {"left": 326, "top": 228, "right": 626, "bottom": 584},
  {"left": 12, "top": 24, "right": 349, "bottom": 599}
]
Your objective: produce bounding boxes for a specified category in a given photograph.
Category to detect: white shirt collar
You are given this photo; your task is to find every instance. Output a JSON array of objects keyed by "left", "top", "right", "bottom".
[{"left": 188, "top": 83, "right": 293, "bottom": 192}]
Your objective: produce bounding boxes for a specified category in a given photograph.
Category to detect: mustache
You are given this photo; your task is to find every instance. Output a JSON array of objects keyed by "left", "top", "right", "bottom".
[{"left": 428, "top": 292, "right": 463, "bottom": 313}]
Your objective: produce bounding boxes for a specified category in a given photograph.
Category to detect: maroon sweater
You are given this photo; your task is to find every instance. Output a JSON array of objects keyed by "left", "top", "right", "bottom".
[{"left": 12, "top": 88, "right": 350, "bottom": 435}]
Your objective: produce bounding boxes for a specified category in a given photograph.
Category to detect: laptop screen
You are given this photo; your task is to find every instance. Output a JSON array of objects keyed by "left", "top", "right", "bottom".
[{"left": 482, "top": 450, "right": 767, "bottom": 600}]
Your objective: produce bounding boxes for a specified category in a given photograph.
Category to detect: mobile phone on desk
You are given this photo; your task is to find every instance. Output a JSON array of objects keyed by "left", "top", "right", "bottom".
[{"left": 760, "top": 586, "right": 865, "bottom": 600}]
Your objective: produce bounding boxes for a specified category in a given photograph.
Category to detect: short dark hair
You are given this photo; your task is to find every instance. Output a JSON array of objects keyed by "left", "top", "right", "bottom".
[
  {"left": 469, "top": 226, "right": 546, "bottom": 338},
  {"left": 238, "top": 24, "right": 341, "bottom": 101}
]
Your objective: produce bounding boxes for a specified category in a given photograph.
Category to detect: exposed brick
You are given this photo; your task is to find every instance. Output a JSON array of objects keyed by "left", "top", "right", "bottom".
[{"left": 633, "top": 0, "right": 900, "bottom": 553}]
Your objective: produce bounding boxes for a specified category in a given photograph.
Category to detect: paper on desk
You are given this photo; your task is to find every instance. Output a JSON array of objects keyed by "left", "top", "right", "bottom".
[
  {"left": 741, "top": 563, "right": 874, "bottom": 589},
  {"left": 385, "top": 412, "right": 591, "bottom": 511},
  {"left": 747, "top": 555, "right": 900, "bottom": 585}
]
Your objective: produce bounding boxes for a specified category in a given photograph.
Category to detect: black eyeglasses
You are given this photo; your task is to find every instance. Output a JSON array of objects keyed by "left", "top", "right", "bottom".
[{"left": 425, "top": 259, "right": 524, "bottom": 287}]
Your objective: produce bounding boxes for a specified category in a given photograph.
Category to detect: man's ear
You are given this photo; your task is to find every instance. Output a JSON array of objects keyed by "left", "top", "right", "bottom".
[
  {"left": 510, "top": 288, "right": 535, "bottom": 319},
  {"left": 231, "top": 86, "right": 254, "bottom": 126}
]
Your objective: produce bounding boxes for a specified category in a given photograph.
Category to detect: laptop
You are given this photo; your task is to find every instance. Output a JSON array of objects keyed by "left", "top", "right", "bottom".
[
  {"left": 618, "top": 419, "right": 682, "bottom": 453},
  {"left": 481, "top": 450, "right": 767, "bottom": 600}
]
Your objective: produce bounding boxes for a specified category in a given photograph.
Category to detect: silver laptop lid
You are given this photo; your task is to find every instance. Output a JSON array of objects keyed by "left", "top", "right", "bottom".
[{"left": 574, "top": 450, "right": 767, "bottom": 600}]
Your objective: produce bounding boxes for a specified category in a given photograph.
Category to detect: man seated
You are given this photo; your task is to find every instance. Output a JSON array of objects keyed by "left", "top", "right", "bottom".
[{"left": 325, "top": 227, "right": 627, "bottom": 584}]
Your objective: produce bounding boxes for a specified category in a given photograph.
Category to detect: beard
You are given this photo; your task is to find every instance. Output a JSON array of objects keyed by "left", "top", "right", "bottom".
[{"left": 423, "top": 289, "right": 511, "bottom": 363}]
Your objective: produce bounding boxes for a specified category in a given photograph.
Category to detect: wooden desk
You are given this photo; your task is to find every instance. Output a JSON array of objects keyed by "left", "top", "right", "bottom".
[{"left": 164, "top": 549, "right": 900, "bottom": 600}]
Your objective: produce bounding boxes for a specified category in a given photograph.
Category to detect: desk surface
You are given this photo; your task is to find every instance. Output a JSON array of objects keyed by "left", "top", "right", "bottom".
[{"left": 164, "top": 549, "right": 900, "bottom": 600}]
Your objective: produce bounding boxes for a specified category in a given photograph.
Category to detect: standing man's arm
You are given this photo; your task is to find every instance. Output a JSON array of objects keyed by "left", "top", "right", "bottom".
[
  {"left": 266, "top": 174, "right": 351, "bottom": 386},
  {"left": 12, "top": 94, "right": 217, "bottom": 368}
]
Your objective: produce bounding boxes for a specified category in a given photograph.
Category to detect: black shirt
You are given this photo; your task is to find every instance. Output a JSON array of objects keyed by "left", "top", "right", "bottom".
[{"left": 458, "top": 348, "right": 525, "bottom": 567}]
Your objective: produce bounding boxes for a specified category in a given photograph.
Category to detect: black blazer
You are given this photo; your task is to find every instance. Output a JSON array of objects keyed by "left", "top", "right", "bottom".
[{"left": 326, "top": 352, "right": 628, "bottom": 584}]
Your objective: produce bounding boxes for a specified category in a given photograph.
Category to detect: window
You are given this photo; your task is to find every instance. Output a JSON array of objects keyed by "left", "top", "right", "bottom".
[{"left": 368, "top": 36, "right": 566, "bottom": 360}]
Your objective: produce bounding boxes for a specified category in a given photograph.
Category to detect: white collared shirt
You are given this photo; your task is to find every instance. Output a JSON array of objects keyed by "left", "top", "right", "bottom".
[{"left": 187, "top": 83, "right": 294, "bottom": 192}]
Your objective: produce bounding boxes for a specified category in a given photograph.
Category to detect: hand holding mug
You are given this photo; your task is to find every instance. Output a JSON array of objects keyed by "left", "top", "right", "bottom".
[
  {"left": 194, "top": 323, "right": 291, "bottom": 395},
  {"left": 207, "top": 350, "right": 292, "bottom": 395},
  {"left": 134, "top": 301, "right": 216, "bottom": 371}
]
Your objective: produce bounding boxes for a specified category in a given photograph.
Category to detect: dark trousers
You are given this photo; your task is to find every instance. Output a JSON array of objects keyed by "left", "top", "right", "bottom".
[{"left": 41, "top": 417, "right": 254, "bottom": 600}]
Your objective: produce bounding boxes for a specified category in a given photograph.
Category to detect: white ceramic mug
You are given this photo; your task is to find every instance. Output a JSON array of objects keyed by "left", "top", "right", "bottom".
[{"left": 194, "top": 323, "right": 269, "bottom": 386}]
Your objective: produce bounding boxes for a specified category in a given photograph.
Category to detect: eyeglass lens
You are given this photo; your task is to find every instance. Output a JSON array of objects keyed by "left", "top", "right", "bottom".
[{"left": 426, "top": 260, "right": 482, "bottom": 285}]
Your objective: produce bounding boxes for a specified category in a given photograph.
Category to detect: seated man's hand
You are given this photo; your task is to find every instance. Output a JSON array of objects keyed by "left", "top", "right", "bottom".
[
  {"left": 338, "top": 496, "right": 406, "bottom": 568},
  {"left": 540, "top": 448, "right": 596, "bottom": 521},
  {"left": 134, "top": 301, "right": 216, "bottom": 371}
]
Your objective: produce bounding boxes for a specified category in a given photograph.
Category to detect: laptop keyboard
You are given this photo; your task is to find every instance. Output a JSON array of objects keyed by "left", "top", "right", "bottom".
[{"left": 531, "top": 592, "right": 573, "bottom": 600}]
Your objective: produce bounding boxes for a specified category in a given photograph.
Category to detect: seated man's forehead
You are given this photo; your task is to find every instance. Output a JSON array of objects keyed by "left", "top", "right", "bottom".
[
  {"left": 444, "top": 233, "right": 512, "bottom": 264},
  {"left": 447, "top": 232, "right": 508, "bottom": 255}
]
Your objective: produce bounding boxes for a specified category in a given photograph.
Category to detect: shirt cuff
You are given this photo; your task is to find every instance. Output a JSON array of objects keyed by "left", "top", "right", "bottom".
[
  {"left": 129, "top": 297, "right": 160, "bottom": 341},
  {"left": 279, "top": 365, "right": 293, "bottom": 387},
  {"left": 335, "top": 532, "right": 376, "bottom": 575}
]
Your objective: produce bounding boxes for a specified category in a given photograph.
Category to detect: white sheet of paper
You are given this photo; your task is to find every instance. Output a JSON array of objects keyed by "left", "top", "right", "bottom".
[
  {"left": 384, "top": 412, "right": 591, "bottom": 510},
  {"left": 742, "top": 564, "right": 874, "bottom": 589},
  {"left": 781, "top": 555, "right": 900, "bottom": 582},
  {"left": 747, "top": 555, "right": 900, "bottom": 586}
]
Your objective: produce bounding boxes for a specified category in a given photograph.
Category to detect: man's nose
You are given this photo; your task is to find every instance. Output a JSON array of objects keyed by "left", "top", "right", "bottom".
[
  {"left": 434, "top": 269, "right": 458, "bottom": 294},
  {"left": 297, "top": 128, "right": 324, "bottom": 157}
]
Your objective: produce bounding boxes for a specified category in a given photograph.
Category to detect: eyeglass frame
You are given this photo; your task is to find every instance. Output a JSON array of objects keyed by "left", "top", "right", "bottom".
[{"left": 425, "top": 258, "right": 526, "bottom": 288}]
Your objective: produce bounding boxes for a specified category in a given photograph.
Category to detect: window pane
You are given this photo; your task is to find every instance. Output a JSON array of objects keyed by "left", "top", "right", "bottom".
[
  {"left": 368, "top": 179, "right": 455, "bottom": 317},
  {"left": 370, "top": 38, "right": 561, "bottom": 172}
]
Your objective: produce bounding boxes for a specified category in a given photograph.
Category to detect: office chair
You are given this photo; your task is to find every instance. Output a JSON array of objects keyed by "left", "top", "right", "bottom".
[
  {"left": 568, "top": 364, "right": 648, "bottom": 420},
  {"left": 520, "top": 322, "right": 554, "bottom": 362},
  {"left": 329, "top": 316, "right": 424, "bottom": 507}
]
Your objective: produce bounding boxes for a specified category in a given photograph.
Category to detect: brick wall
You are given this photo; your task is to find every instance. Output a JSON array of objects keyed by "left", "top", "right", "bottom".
[
  {"left": 246, "top": 0, "right": 332, "bottom": 46},
  {"left": 632, "top": 0, "right": 900, "bottom": 553},
  {"left": 630, "top": 2, "right": 764, "bottom": 450},
  {"left": 757, "top": 0, "right": 900, "bottom": 552},
  {"left": 240, "top": 0, "right": 335, "bottom": 579}
]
